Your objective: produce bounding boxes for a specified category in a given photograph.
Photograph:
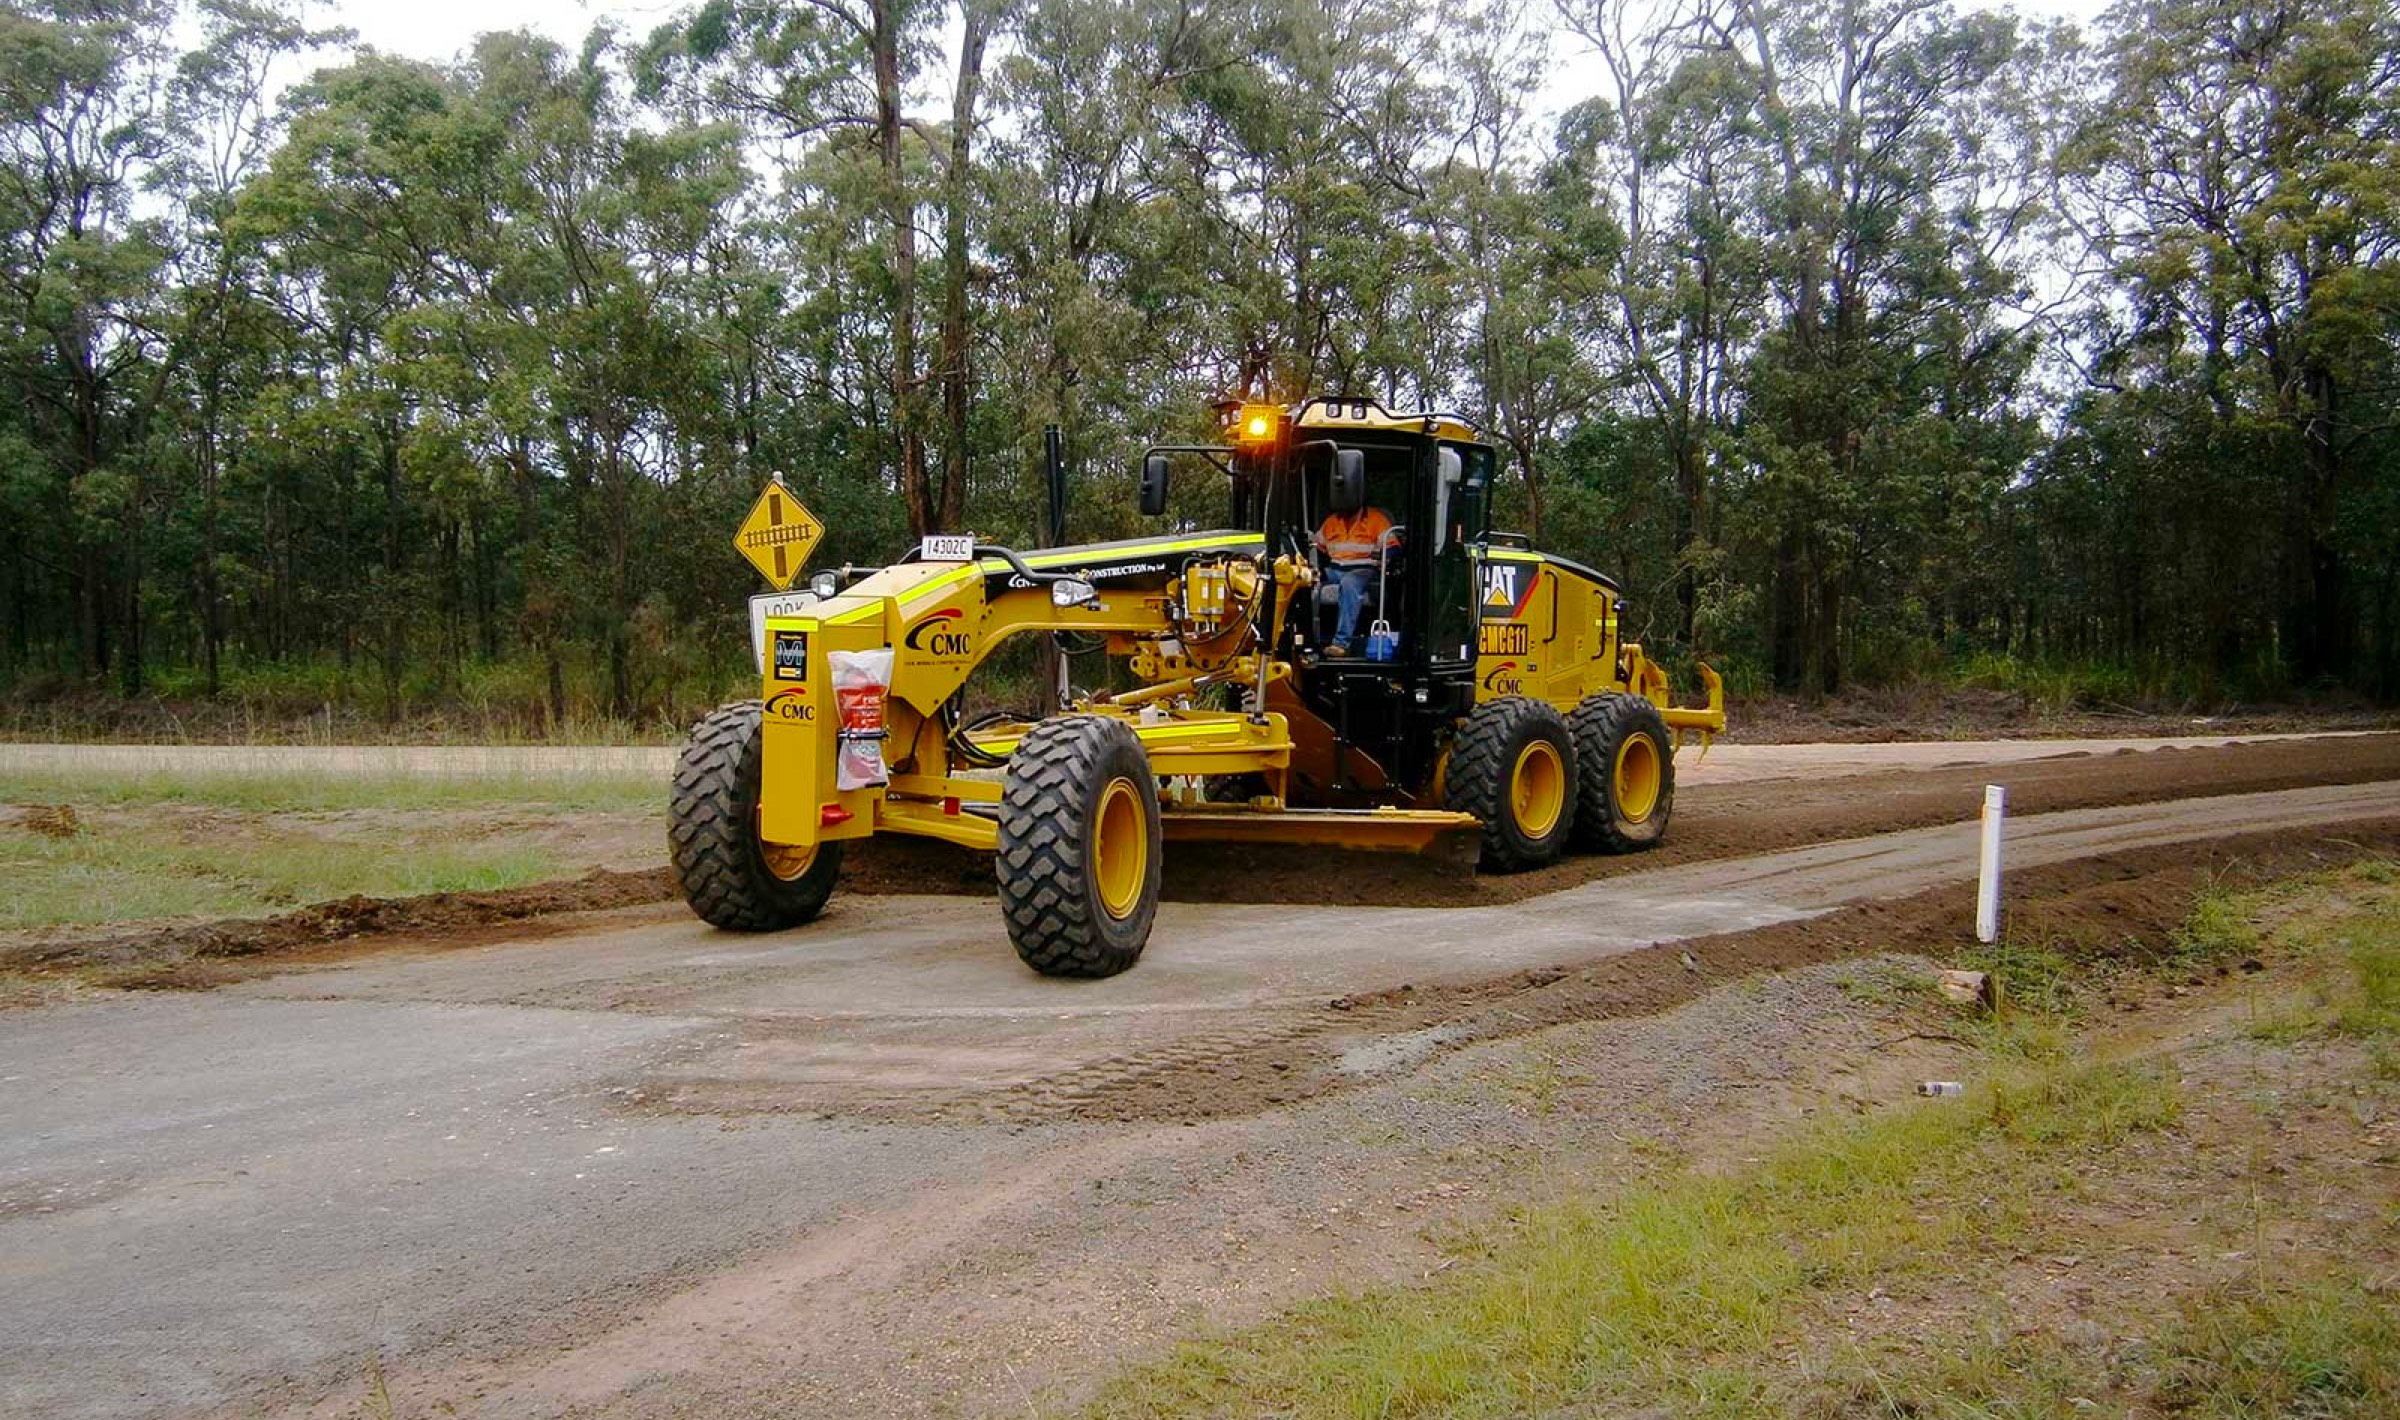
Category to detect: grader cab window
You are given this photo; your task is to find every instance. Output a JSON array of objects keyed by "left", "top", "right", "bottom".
[{"left": 1427, "top": 442, "right": 1489, "bottom": 664}]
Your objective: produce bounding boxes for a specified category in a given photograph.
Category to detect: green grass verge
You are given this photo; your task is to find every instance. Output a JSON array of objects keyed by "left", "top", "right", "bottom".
[
  {"left": 0, "top": 766, "right": 662, "bottom": 815},
  {"left": 1084, "top": 1058, "right": 2181, "bottom": 1420},
  {"left": 0, "top": 762, "right": 665, "bottom": 930},
  {"left": 0, "top": 820, "right": 573, "bottom": 931},
  {"left": 1800, "top": 1275, "right": 2400, "bottom": 1419}
]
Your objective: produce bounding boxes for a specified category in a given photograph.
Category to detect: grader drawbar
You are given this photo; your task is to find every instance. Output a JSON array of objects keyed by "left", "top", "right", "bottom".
[{"left": 670, "top": 397, "right": 1726, "bottom": 977}]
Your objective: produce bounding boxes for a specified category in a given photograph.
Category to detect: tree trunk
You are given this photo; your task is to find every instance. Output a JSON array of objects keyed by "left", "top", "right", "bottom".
[
  {"left": 2283, "top": 361, "right": 2351, "bottom": 684},
  {"left": 876, "top": 0, "right": 930, "bottom": 536},
  {"left": 1770, "top": 529, "right": 1805, "bottom": 692},
  {"left": 200, "top": 423, "right": 222, "bottom": 696},
  {"left": 379, "top": 413, "right": 405, "bottom": 723},
  {"left": 935, "top": 0, "right": 993, "bottom": 533},
  {"left": 1672, "top": 429, "right": 1701, "bottom": 645}
]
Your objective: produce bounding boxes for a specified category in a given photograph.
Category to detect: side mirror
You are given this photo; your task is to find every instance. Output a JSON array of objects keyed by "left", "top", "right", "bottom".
[
  {"left": 1331, "top": 448, "right": 1365, "bottom": 514},
  {"left": 1139, "top": 454, "right": 1170, "bottom": 517}
]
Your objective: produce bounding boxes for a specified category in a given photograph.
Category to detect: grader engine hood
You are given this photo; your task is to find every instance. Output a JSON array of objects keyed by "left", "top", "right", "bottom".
[{"left": 967, "top": 531, "right": 1266, "bottom": 597}]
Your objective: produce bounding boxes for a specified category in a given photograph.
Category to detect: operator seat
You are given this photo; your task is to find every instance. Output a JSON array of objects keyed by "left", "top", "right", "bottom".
[{"left": 1312, "top": 525, "right": 1405, "bottom": 649}]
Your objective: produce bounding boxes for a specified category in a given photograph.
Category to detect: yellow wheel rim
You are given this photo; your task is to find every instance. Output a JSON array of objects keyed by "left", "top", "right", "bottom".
[
  {"left": 761, "top": 839, "right": 818, "bottom": 882},
  {"left": 1510, "top": 740, "right": 1567, "bottom": 839},
  {"left": 1093, "top": 776, "right": 1148, "bottom": 920},
  {"left": 1614, "top": 732, "right": 1663, "bottom": 822}
]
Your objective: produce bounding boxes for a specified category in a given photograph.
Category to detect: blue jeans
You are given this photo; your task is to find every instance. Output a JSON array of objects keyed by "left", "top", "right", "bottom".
[{"left": 1332, "top": 565, "right": 1375, "bottom": 647}]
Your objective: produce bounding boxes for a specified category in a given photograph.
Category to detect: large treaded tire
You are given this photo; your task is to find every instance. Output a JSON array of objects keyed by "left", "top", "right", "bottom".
[
  {"left": 669, "top": 700, "right": 843, "bottom": 931},
  {"left": 1445, "top": 695, "right": 1578, "bottom": 872},
  {"left": 997, "top": 716, "right": 1161, "bottom": 978},
  {"left": 1569, "top": 692, "right": 1676, "bottom": 854}
]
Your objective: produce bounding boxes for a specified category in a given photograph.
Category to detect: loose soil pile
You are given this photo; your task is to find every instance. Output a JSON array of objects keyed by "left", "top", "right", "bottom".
[
  {"left": 843, "top": 731, "right": 2400, "bottom": 907},
  {"left": 1729, "top": 684, "right": 2399, "bottom": 743},
  {"left": 5, "top": 868, "right": 669, "bottom": 986},
  {"left": 799, "top": 818, "right": 2400, "bottom": 1127}
]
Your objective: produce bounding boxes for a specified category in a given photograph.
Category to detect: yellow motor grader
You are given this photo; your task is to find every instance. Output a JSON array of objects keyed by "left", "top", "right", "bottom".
[{"left": 671, "top": 397, "right": 1725, "bottom": 976}]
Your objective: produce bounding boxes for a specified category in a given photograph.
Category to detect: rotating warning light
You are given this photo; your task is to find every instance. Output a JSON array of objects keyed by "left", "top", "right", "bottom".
[{"left": 1234, "top": 403, "right": 1281, "bottom": 446}]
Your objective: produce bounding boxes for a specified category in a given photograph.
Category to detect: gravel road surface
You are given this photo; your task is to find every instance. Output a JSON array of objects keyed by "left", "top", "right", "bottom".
[
  {"left": 3, "top": 776, "right": 2397, "bottom": 1418},
  {"left": 1, "top": 729, "right": 2378, "bottom": 787}
]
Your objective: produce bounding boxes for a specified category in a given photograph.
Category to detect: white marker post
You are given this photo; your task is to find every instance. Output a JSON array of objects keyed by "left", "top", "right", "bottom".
[{"left": 1976, "top": 784, "right": 2007, "bottom": 944}]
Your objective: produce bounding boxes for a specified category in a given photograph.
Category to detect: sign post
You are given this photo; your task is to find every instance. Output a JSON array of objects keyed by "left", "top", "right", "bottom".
[{"left": 1976, "top": 784, "right": 2007, "bottom": 945}]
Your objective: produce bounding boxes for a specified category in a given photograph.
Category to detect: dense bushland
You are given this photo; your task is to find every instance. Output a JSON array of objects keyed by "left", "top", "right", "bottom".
[{"left": 1, "top": 0, "right": 2394, "bottom": 728}]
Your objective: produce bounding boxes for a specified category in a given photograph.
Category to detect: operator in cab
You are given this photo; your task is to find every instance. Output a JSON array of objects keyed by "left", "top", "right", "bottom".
[{"left": 1314, "top": 503, "right": 1401, "bottom": 658}]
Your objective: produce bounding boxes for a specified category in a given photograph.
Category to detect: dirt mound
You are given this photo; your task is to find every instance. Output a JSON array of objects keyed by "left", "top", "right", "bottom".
[
  {"left": 1728, "top": 685, "right": 2399, "bottom": 744},
  {"left": 9, "top": 868, "right": 673, "bottom": 985},
  {"left": 844, "top": 732, "right": 2400, "bottom": 909},
  {"left": 23, "top": 804, "right": 79, "bottom": 838},
  {"left": 925, "top": 819, "right": 2400, "bottom": 1126}
]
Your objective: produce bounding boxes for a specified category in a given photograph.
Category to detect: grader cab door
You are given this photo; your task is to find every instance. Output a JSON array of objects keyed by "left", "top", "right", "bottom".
[{"left": 1423, "top": 440, "right": 1489, "bottom": 670}]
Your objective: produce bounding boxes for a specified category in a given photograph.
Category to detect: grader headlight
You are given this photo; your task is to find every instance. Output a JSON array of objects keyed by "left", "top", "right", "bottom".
[{"left": 1232, "top": 403, "right": 1283, "bottom": 448}]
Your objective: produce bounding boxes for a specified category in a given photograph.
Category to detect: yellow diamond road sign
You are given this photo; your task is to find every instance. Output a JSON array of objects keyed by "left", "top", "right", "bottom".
[{"left": 734, "top": 481, "right": 823, "bottom": 591}]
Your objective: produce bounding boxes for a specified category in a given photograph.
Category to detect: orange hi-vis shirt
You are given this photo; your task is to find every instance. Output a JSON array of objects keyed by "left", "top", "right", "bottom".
[{"left": 1316, "top": 507, "right": 1398, "bottom": 567}]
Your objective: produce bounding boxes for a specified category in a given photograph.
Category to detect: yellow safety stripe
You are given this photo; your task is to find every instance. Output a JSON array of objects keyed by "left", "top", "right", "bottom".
[
  {"left": 896, "top": 532, "right": 1263, "bottom": 610},
  {"left": 768, "top": 532, "right": 1266, "bottom": 629},
  {"left": 971, "top": 716, "right": 1284, "bottom": 756}
]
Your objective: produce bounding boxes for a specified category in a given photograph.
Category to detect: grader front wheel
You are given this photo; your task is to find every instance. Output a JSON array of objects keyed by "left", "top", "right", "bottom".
[
  {"left": 1446, "top": 696, "right": 1578, "bottom": 871},
  {"left": 670, "top": 700, "right": 845, "bottom": 930},
  {"left": 997, "top": 715, "right": 1162, "bottom": 978},
  {"left": 1569, "top": 692, "right": 1676, "bottom": 853}
]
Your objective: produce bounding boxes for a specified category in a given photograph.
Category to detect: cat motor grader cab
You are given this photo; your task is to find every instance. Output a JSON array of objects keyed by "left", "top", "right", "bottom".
[{"left": 670, "top": 396, "right": 1726, "bottom": 977}]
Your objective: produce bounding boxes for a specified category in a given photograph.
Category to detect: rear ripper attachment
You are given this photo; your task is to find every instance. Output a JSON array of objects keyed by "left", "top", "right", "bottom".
[{"left": 672, "top": 400, "right": 1726, "bottom": 977}]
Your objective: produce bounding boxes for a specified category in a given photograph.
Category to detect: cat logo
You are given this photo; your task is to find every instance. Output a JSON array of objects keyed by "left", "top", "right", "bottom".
[
  {"left": 1480, "top": 561, "right": 1532, "bottom": 619},
  {"left": 1481, "top": 660, "right": 1524, "bottom": 695},
  {"left": 904, "top": 607, "right": 974, "bottom": 659}
]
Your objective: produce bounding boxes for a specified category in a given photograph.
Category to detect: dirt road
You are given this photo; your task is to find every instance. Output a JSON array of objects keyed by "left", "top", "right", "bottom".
[
  {"left": 4, "top": 741, "right": 2398, "bottom": 1419},
  {"left": 0, "top": 727, "right": 2379, "bottom": 785}
]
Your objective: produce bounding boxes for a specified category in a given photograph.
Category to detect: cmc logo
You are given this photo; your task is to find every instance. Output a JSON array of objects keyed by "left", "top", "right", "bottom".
[
  {"left": 904, "top": 607, "right": 973, "bottom": 658},
  {"left": 1481, "top": 660, "right": 1524, "bottom": 695},
  {"left": 765, "top": 688, "right": 816, "bottom": 722}
]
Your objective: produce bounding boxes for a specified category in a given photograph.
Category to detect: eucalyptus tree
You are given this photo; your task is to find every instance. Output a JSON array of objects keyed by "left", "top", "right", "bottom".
[
  {"left": 1555, "top": 0, "right": 1766, "bottom": 643},
  {"left": 156, "top": 0, "right": 341, "bottom": 692},
  {"left": 1700, "top": 0, "right": 2040, "bottom": 692},
  {"left": 1431, "top": 0, "right": 1610, "bottom": 543},
  {"left": 240, "top": 51, "right": 511, "bottom": 713},
  {"left": 2062, "top": 0, "right": 2400, "bottom": 685},
  {"left": 0, "top": 0, "right": 175, "bottom": 682},
  {"left": 639, "top": 0, "right": 1000, "bottom": 536}
]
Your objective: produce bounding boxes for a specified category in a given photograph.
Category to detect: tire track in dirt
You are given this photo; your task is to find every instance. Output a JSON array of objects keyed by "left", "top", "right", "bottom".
[
  {"left": 842, "top": 732, "right": 2400, "bottom": 908},
  {"left": 638, "top": 818, "right": 2400, "bottom": 1127}
]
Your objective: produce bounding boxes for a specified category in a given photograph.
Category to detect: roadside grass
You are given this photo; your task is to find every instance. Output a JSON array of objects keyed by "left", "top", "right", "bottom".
[
  {"left": 0, "top": 818, "right": 570, "bottom": 931},
  {"left": 0, "top": 765, "right": 662, "bottom": 815},
  {"left": 0, "top": 763, "right": 664, "bottom": 931},
  {"left": 1081, "top": 864, "right": 2400, "bottom": 1420},
  {"left": 1789, "top": 1276, "right": 2400, "bottom": 1420},
  {"left": 2238, "top": 866, "right": 2400, "bottom": 1056},
  {"left": 1085, "top": 1056, "right": 2181, "bottom": 1420}
]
